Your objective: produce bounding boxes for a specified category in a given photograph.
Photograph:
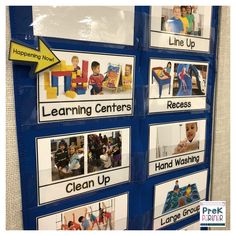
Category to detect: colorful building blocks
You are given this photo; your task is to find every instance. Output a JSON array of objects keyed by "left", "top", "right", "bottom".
[
  {"left": 46, "top": 87, "right": 57, "bottom": 99},
  {"left": 43, "top": 60, "right": 89, "bottom": 99},
  {"left": 65, "top": 90, "right": 77, "bottom": 98},
  {"left": 44, "top": 72, "right": 50, "bottom": 90}
]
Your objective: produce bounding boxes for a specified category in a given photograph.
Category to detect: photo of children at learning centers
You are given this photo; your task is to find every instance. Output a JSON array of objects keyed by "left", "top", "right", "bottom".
[
  {"left": 37, "top": 194, "right": 128, "bottom": 230},
  {"left": 39, "top": 50, "right": 134, "bottom": 102},
  {"left": 149, "top": 59, "right": 208, "bottom": 98}
]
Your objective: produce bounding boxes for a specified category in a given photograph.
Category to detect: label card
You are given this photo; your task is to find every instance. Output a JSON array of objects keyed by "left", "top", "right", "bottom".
[
  {"left": 149, "top": 59, "right": 208, "bottom": 113},
  {"left": 149, "top": 119, "right": 206, "bottom": 176},
  {"left": 150, "top": 6, "right": 212, "bottom": 52},
  {"left": 153, "top": 169, "right": 208, "bottom": 230},
  {"left": 38, "top": 50, "right": 135, "bottom": 123},
  {"left": 32, "top": 6, "right": 135, "bottom": 45},
  {"left": 37, "top": 193, "right": 128, "bottom": 230},
  {"left": 36, "top": 128, "right": 130, "bottom": 205}
]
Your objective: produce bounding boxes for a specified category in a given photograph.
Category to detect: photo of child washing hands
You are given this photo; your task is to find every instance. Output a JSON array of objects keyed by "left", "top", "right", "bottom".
[{"left": 173, "top": 122, "right": 199, "bottom": 154}]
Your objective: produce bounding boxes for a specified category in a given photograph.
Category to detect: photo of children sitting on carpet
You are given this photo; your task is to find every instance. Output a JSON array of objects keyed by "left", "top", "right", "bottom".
[
  {"left": 88, "top": 131, "right": 122, "bottom": 173},
  {"left": 155, "top": 121, "right": 205, "bottom": 159},
  {"left": 60, "top": 200, "right": 114, "bottom": 230},
  {"left": 51, "top": 136, "right": 84, "bottom": 181},
  {"left": 162, "top": 179, "right": 200, "bottom": 214},
  {"left": 160, "top": 6, "right": 207, "bottom": 36}
]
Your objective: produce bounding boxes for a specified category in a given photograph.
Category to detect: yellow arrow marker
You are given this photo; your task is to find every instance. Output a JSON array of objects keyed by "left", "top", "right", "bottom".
[{"left": 9, "top": 37, "right": 60, "bottom": 74}]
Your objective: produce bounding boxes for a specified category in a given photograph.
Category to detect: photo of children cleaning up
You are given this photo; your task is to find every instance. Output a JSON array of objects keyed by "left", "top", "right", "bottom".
[
  {"left": 149, "top": 59, "right": 208, "bottom": 99},
  {"left": 60, "top": 200, "right": 114, "bottom": 230},
  {"left": 51, "top": 136, "right": 84, "bottom": 181},
  {"left": 162, "top": 179, "right": 200, "bottom": 214},
  {"left": 88, "top": 131, "right": 122, "bottom": 173},
  {"left": 160, "top": 6, "right": 207, "bottom": 36},
  {"left": 37, "top": 128, "right": 129, "bottom": 203},
  {"left": 39, "top": 51, "right": 134, "bottom": 101},
  {"left": 153, "top": 120, "right": 205, "bottom": 159}
]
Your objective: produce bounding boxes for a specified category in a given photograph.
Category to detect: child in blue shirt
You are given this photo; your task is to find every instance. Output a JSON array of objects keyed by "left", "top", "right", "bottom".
[
  {"left": 167, "top": 6, "right": 184, "bottom": 34},
  {"left": 78, "top": 208, "right": 92, "bottom": 230}
]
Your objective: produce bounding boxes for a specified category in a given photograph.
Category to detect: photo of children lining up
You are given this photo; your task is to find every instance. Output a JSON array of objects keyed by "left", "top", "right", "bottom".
[
  {"left": 60, "top": 201, "right": 114, "bottom": 230},
  {"left": 161, "top": 6, "right": 204, "bottom": 36},
  {"left": 88, "top": 131, "right": 122, "bottom": 173},
  {"left": 51, "top": 136, "right": 84, "bottom": 181},
  {"left": 156, "top": 121, "right": 203, "bottom": 159}
]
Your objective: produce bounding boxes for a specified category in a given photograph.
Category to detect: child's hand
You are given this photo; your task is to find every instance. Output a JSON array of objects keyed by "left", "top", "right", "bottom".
[{"left": 174, "top": 139, "right": 187, "bottom": 153}]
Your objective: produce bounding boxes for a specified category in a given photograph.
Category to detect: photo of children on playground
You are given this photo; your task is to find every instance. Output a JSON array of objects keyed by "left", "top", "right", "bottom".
[
  {"left": 154, "top": 120, "right": 206, "bottom": 159},
  {"left": 39, "top": 51, "right": 134, "bottom": 101},
  {"left": 173, "top": 63, "right": 207, "bottom": 96},
  {"left": 88, "top": 131, "right": 122, "bottom": 173},
  {"left": 50, "top": 136, "right": 84, "bottom": 181},
  {"left": 149, "top": 59, "right": 208, "bottom": 98},
  {"left": 157, "top": 6, "right": 211, "bottom": 37},
  {"left": 60, "top": 199, "right": 115, "bottom": 230}
]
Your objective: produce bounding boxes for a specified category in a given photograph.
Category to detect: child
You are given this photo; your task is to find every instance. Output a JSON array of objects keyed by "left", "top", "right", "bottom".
[
  {"left": 122, "top": 64, "right": 132, "bottom": 90},
  {"left": 112, "top": 144, "right": 121, "bottom": 168},
  {"left": 167, "top": 6, "right": 184, "bottom": 34},
  {"left": 186, "top": 6, "right": 194, "bottom": 34},
  {"left": 180, "top": 6, "right": 189, "bottom": 34},
  {"left": 71, "top": 56, "right": 81, "bottom": 71},
  {"left": 54, "top": 140, "right": 69, "bottom": 179},
  {"left": 100, "top": 147, "right": 112, "bottom": 169},
  {"left": 61, "top": 145, "right": 82, "bottom": 176},
  {"left": 185, "top": 184, "right": 192, "bottom": 198},
  {"left": 89, "top": 61, "right": 104, "bottom": 95},
  {"left": 192, "top": 6, "right": 200, "bottom": 35},
  {"left": 89, "top": 206, "right": 101, "bottom": 230},
  {"left": 173, "top": 180, "right": 180, "bottom": 193},
  {"left": 61, "top": 213, "right": 81, "bottom": 230},
  {"left": 78, "top": 208, "right": 92, "bottom": 230},
  {"left": 178, "top": 66, "right": 187, "bottom": 93},
  {"left": 102, "top": 202, "right": 113, "bottom": 230},
  {"left": 173, "top": 122, "right": 199, "bottom": 154},
  {"left": 164, "top": 62, "right": 172, "bottom": 74},
  {"left": 76, "top": 147, "right": 84, "bottom": 175}
]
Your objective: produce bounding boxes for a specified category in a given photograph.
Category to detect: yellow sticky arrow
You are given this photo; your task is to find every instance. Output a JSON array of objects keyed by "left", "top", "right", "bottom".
[{"left": 9, "top": 37, "right": 60, "bottom": 74}]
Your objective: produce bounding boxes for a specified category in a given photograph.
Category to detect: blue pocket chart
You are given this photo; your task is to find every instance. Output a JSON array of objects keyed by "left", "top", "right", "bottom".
[{"left": 9, "top": 6, "right": 219, "bottom": 230}]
